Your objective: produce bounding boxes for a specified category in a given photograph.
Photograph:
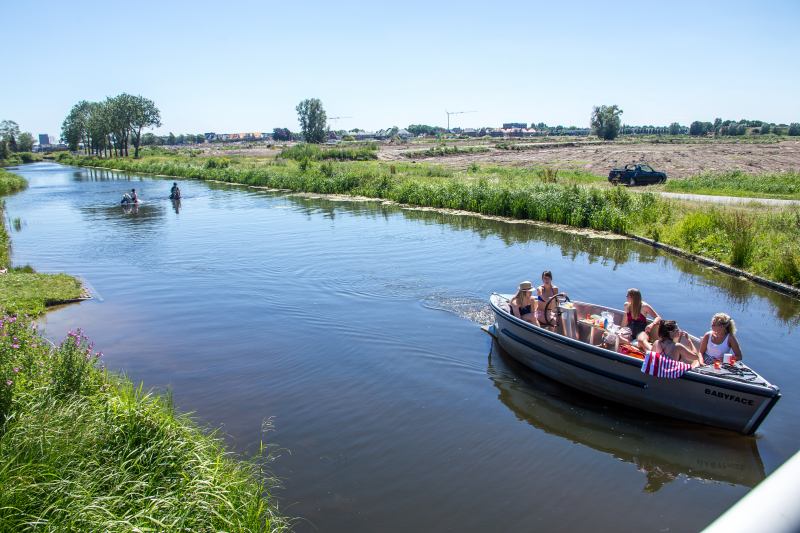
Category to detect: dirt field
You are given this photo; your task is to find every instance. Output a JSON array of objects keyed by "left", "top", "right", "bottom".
[
  {"left": 378, "top": 138, "right": 800, "bottom": 178},
  {"left": 196, "top": 138, "right": 800, "bottom": 179}
]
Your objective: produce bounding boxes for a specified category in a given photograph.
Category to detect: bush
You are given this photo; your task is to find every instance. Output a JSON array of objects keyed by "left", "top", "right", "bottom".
[
  {"left": 342, "top": 135, "right": 355, "bottom": 141},
  {"left": 789, "top": 123, "right": 800, "bottom": 136}
]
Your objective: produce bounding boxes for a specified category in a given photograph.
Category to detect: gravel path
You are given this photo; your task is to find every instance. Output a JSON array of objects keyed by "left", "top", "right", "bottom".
[{"left": 658, "top": 192, "right": 800, "bottom": 206}]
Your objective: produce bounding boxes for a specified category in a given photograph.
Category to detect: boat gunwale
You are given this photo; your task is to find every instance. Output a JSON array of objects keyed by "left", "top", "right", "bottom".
[{"left": 490, "top": 293, "right": 780, "bottom": 399}]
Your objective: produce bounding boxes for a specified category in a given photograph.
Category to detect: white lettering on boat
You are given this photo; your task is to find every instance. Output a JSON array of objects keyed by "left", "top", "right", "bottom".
[{"left": 705, "top": 388, "right": 755, "bottom": 405}]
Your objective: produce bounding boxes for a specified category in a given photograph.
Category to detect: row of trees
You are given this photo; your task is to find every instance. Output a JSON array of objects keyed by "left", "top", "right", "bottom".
[
  {"left": 0, "top": 120, "right": 36, "bottom": 159},
  {"left": 689, "top": 119, "right": 800, "bottom": 137},
  {"left": 60, "top": 94, "right": 161, "bottom": 158},
  {"left": 140, "top": 133, "right": 206, "bottom": 146}
]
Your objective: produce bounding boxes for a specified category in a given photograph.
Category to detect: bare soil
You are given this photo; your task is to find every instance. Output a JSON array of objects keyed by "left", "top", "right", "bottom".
[{"left": 377, "top": 138, "right": 800, "bottom": 179}]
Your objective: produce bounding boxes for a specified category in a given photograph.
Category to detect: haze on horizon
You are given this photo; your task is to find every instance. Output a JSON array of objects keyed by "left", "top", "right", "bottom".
[{"left": 3, "top": 0, "right": 798, "bottom": 139}]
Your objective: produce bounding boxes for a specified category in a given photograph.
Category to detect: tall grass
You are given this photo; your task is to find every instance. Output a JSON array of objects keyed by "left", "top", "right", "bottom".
[
  {"left": 404, "top": 145, "right": 490, "bottom": 158},
  {"left": 0, "top": 168, "right": 28, "bottom": 196},
  {"left": 280, "top": 142, "right": 378, "bottom": 161},
  {"left": 0, "top": 314, "right": 289, "bottom": 532},
  {"left": 665, "top": 170, "right": 800, "bottom": 198}
]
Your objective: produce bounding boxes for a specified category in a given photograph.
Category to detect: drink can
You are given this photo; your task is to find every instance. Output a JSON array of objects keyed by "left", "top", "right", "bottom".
[{"left": 714, "top": 360, "right": 721, "bottom": 370}]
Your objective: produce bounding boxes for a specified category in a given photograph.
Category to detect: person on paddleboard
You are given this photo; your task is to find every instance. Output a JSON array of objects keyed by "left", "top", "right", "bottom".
[{"left": 121, "top": 188, "right": 138, "bottom": 204}]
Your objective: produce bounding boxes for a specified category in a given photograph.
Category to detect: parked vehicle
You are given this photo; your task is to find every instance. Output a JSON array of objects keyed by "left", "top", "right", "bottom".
[{"left": 608, "top": 164, "right": 667, "bottom": 186}]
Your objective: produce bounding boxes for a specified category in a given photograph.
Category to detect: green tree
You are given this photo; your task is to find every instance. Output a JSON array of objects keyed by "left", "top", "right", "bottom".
[
  {"left": 689, "top": 121, "right": 713, "bottom": 136},
  {"left": 590, "top": 105, "right": 623, "bottom": 140},
  {"left": 0, "top": 120, "right": 21, "bottom": 152},
  {"left": 128, "top": 95, "right": 161, "bottom": 157},
  {"left": 760, "top": 123, "right": 771, "bottom": 135},
  {"left": 141, "top": 133, "right": 158, "bottom": 146},
  {"left": 789, "top": 123, "right": 800, "bottom": 136},
  {"left": 17, "top": 132, "right": 34, "bottom": 152},
  {"left": 61, "top": 101, "right": 91, "bottom": 153},
  {"left": 295, "top": 98, "right": 327, "bottom": 144},
  {"left": 668, "top": 122, "right": 681, "bottom": 135},
  {"left": 167, "top": 132, "right": 176, "bottom": 145},
  {"left": 272, "top": 128, "right": 291, "bottom": 141}
]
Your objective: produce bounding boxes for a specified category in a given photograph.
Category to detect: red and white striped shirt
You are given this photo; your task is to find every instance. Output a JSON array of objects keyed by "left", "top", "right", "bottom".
[{"left": 641, "top": 351, "right": 691, "bottom": 379}]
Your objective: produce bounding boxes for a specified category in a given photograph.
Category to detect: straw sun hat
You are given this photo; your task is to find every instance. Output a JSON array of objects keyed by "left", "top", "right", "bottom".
[{"left": 518, "top": 281, "right": 534, "bottom": 291}]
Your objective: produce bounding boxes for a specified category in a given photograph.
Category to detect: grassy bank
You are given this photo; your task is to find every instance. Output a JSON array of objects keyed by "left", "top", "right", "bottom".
[
  {"left": 0, "top": 314, "right": 288, "bottom": 532},
  {"left": 55, "top": 153, "right": 800, "bottom": 288},
  {"left": 0, "top": 152, "right": 43, "bottom": 167},
  {"left": 664, "top": 170, "right": 800, "bottom": 199}
]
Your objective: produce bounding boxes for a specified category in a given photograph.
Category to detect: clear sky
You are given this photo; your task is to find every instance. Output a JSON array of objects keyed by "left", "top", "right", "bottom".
[{"left": 3, "top": 0, "right": 798, "bottom": 138}]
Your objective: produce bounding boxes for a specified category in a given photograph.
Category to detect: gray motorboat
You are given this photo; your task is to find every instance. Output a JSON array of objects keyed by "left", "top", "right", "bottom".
[{"left": 487, "top": 293, "right": 781, "bottom": 435}]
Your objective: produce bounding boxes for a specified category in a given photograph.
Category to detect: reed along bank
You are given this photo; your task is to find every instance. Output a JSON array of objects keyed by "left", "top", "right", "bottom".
[{"left": 56, "top": 152, "right": 800, "bottom": 289}]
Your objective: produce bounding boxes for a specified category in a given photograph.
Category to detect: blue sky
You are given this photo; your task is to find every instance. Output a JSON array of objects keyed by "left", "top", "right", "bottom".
[{"left": 3, "top": 0, "right": 798, "bottom": 138}]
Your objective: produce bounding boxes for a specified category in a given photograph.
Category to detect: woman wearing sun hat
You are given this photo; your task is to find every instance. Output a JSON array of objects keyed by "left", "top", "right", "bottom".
[{"left": 510, "top": 281, "right": 538, "bottom": 325}]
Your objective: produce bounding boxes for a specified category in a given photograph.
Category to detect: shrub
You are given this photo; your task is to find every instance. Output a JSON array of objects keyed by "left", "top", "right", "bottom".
[
  {"left": 342, "top": 135, "right": 355, "bottom": 141},
  {"left": 789, "top": 123, "right": 800, "bottom": 136},
  {"left": 773, "top": 248, "right": 800, "bottom": 285}
]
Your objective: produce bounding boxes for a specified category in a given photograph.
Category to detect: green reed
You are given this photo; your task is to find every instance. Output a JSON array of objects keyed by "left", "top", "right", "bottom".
[
  {"left": 664, "top": 170, "right": 800, "bottom": 198},
  {"left": 0, "top": 314, "right": 289, "bottom": 532}
]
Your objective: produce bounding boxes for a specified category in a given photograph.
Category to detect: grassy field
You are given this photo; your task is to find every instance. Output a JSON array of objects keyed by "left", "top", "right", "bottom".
[
  {"left": 663, "top": 170, "right": 800, "bottom": 199},
  {"left": 0, "top": 314, "right": 289, "bottom": 532},
  {"left": 56, "top": 152, "right": 800, "bottom": 288}
]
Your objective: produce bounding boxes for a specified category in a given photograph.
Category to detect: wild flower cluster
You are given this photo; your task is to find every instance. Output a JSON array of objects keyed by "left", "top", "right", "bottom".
[{"left": 0, "top": 311, "right": 107, "bottom": 425}]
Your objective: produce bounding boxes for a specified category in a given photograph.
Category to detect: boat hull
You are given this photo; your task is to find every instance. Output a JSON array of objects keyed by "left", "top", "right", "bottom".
[{"left": 490, "top": 295, "right": 780, "bottom": 435}]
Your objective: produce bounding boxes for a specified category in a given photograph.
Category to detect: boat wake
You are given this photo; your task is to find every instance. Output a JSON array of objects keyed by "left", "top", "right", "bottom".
[{"left": 423, "top": 292, "right": 494, "bottom": 325}]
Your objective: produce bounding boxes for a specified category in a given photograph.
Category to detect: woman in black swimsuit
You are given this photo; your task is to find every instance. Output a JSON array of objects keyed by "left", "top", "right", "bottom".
[
  {"left": 536, "top": 271, "right": 567, "bottom": 331},
  {"left": 651, "top": 320, "right": 703, "bottom": 367},
  {"left": 510, "top": 281, "right": 538, "bottom": 325}
]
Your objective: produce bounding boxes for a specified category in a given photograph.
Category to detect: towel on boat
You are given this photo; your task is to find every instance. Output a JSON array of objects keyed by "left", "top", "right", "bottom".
[{"left": 641, "top": 351, "right": 691, "bottom": 379}]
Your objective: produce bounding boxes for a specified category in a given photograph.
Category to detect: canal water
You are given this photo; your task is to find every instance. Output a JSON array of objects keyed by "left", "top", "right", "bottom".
[{"left": 5, "top": 162, "right": 800, "bottom": 532}]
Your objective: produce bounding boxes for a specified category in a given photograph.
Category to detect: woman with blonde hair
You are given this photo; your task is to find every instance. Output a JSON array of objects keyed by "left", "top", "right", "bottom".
[
  {"left": 510, "top": 281, "right": 538, "bottom": 325},
  {"left": 699, "top": 313, "right": 743, "bottom": 364},
  {"left": 621, "top": 288, "right": 661, "bottom": 348}
]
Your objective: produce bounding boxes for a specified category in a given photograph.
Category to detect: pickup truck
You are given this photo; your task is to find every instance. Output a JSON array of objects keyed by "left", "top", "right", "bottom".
[{"left": 608, "top": 164, "right": 667, "bottom": 186}]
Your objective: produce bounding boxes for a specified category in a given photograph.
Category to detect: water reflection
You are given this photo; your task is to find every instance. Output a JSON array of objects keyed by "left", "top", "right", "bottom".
[
  {"left": 488, "top": 340, "right": 766, "bottom": 492},
  {"left": 271, "top": 193, "right": 799, "bottom": 327},
  {"left": 171, "top": 198, "right": 181, "bottom": 214}
]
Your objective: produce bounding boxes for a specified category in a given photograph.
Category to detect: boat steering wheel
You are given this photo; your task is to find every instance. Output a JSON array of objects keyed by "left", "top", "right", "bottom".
[{"left": 544, "top": 293, "right": 570, "bottom": 327}]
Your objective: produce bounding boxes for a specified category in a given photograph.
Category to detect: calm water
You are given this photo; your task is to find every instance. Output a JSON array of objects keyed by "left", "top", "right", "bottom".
[{"left": 5, "top": 162, "right": 800, "bottom": 532}]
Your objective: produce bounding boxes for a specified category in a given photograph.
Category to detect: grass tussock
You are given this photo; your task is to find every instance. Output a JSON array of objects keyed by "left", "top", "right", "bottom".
[
  {"left": 0, "top": 168, "right": 28, "bottom": 196},
  {"left": 0, "top": 314, "right": 289, "bottom": 532},
  {"left": 664, "top": 170, "right": 800, "bottom": 199},
  {"left": 0, "top": 272, "right": 85, "bottom": 315}
]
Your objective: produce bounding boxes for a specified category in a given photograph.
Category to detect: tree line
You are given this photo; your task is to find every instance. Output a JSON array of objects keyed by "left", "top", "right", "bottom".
[
  {"left": 688, "top": 119, "right": 800, "bottom": 137},
  {"left": 0, "top": 120, "right": 36, "bottom": 159},
  {"left": 61, "top": 94, "right": 161, "bottom": 158}
]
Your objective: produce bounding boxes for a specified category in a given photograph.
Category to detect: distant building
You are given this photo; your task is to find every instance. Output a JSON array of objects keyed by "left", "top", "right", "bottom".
[
  {"left": 39, "top": 134, "right": 50, "bottom": 145},
  {"left": 396, "top": 129, "right": 412, "bottom": 139},
  {"left": 503, "top": 123, "right": 527, "bottom": 130}
]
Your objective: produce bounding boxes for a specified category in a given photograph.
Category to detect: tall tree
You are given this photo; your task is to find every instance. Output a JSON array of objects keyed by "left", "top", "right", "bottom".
[
  {"left": 590, "top": 105, "right": 623, "bottom": 140},
  {"left": 295, "top": 98, "right": 327, "bottom": 144},
  {"left": 668, "top": 122, "right": 681, "bottom": 135},
  {"left": 17, "top": 132, "right": 34, "bottom": 152},
  {"left": 128, "top": 95, "right": 161, "bottom": 157},
  {"left": 0, "top": 120, "right": 21, "bottom": 152},
  {"left": 61, "top": 101, "right": 92, "bottom": 153}
]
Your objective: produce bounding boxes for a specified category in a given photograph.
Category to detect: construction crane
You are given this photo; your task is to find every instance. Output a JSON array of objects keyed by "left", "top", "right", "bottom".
[{"left": 445, "top": 110, "right": 477, "bottom": 132}]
